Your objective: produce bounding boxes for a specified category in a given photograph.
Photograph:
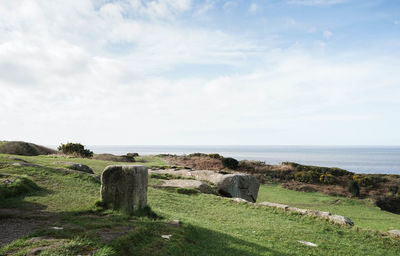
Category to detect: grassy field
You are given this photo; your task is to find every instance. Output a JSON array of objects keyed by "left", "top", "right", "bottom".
[
  {"left": 0, "top": 154, "right": 399, "bottom": 255},
  {"left": 257, "top": 184, "right": 400, "bottom": 231}
]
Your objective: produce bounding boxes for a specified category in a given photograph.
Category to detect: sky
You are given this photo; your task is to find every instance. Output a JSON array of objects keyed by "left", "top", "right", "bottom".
[{"left": 0, "top": 0, "right": 400, "bottom": 146}]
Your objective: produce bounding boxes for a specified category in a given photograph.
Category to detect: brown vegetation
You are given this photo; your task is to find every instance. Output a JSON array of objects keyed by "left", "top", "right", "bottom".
[{"left": 158, "top": 154, "right": 400, "bottom": 214}]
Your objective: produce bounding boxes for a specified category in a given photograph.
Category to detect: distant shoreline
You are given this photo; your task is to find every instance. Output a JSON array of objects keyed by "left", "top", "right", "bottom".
[{"left": 49, "top": 145, "right": 400, "bottom": 175}]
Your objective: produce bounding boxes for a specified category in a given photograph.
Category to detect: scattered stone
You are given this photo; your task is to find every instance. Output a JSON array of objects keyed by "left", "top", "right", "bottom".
[
  {"left": 158, "top": 179, "right": 215, "bottom": 194},
  {"left": 101, "top": 165, "right": 148, "bottom": 214},
  {"left": 307, "top": 210, "right": 331, "bottom": 217},
  {"left": 54, "top": 162, "right": 94, "bottom": 174},
  {"left": 232, "top": 197, "right": 251, "bottom": 203},
  {"left": 50, "top": 226, "right": 63, "bottom": 230},
  {"left": 28, "top": 237, "right": 57, "bottom": 243},
  {"left": 7, "top": 156, "right": 27, "bottom": 162},
  {"left": 288, "top": 207, "right": 308, "bottom": 215},
  {"left": 258, "top": 202, "right": 289, "bottom": 210},
  {"left": 298, "top": 240, "right": 317, "bottom": 247},
  {"left": 12, "top": 162, "right": 41, "bottom": 167},
  {"left": 27, "top": 246, "right": 50, "bottom": 256},
  {"left": 388, "top": 229, "right": 400, "bottom": 237},
  {"left": 161, "top": 234, "right": 172, "bottom": 240},
  {"left": 328, "top": 215, "right": 354, "bottom": 226},
  {"left": 165, "top": 220, "right": 182, "bottom": 227}
]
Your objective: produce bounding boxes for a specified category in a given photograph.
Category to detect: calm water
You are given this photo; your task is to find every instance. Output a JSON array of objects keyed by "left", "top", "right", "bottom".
[{"left": 87, "top": 145, "right": 400, "bottom": 175}]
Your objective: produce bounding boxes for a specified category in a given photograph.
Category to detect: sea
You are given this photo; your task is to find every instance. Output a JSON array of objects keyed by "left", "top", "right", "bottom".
[{"left": 86, "top": 145, "right": 400, "bottom": 175}]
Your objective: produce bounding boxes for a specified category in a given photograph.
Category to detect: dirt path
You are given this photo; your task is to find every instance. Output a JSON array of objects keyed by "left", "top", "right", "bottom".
[{"left": 0, "top": 208, "right": 52, "bottom": 247}]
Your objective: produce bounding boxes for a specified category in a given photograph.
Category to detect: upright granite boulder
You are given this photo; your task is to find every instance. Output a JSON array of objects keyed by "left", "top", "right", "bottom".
[
  {"left": 215, "top": 174, "right": 260, "bottom": 203},
  {"left": 101, "top": 165, "right": 148, "bottom": 214}
]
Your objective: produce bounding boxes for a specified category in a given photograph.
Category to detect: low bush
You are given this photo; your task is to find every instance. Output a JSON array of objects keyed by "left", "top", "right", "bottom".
[
  {"left": 353, "top": 174, "right": 386, "bottom": 187},
  {"left": 294, "top": 171, "right": 320, "bottom": 183},
  {"left": 282, "top": 162, "right": 353, "bottom": 177},
  {"left": 58, "top": 143, "right": 93, "bottom": 158},
  {"left": 319, "top": 173, "right": 336, "bottom": 184},
  {"left": 347, "top": 180, "right": 360, "bottom": 197},
  {"left": 375, "top": 195, "right": 400, "bottom": 214},
  {"left": 208, "top": 153, "right": 222, "bottom": 159},
  {"left": 188, "top": 153, "right": 208, "bottom": 157},
  {"left": 221, "top": 157, "right": 239, "bottom": 170}
]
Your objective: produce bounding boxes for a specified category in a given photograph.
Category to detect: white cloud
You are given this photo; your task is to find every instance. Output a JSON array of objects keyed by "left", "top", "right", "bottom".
[
  {"left": 0, "top": 0, "right": 399, "bottom": 145},
  {"left": 222, "top": 1, "right": 236, "bottom": 10},
  {"left": 323, "top": 30, "right": 333, "bottom": 39},
  {"left": 287, "top": 0, "right": 346, "bottom": 6},
  {"left": 249, "top": 3, "right": 258, "bottom": 13}
]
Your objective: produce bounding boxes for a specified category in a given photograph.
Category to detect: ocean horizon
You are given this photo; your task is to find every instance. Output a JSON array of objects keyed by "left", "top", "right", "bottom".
[{"left": 50, "top": 145, "right": 400, "bottom": 175}]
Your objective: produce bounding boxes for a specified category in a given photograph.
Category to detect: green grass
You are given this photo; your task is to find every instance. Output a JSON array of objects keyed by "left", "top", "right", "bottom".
[
  {"left": 257, "top": 184, "right": 400, "bottom": 231},
  {"left": 0, "top": 153, "right": 399, "bottom": 255}
]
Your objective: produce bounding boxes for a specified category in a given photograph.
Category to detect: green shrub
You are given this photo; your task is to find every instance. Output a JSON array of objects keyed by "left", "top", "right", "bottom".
[
  {"left": 208, "top": 153, "right": 222, "bottom": 159},
  {"left": 294, "top": 171, "right": 320, "bottom": 183},
  {"left": 389, "top": 185, "right": 399, "bottom": 195},
  {"left": 320, "top": 173, "right": 336, "bottom": 184},
  {"left": 375, "top": 195, "right": 400, "bottom": 214},
  {"left": 353, "top": 174, "right": 386, "bottom": 187},
  {"left": 188, "top": 153, "right": 208, "bottom": 157},
  {"left": 221, "top": 157, "right": 239, "bottom": 170},
  {"left": 58, "top": 143, "right": 93, "bottom": 158},
  {"left": 347, "top": 180, "right": 360, "bottom": 197}
]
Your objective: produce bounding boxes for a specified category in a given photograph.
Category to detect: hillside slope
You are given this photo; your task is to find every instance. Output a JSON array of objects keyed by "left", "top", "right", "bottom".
[{"left": 0, "top": 154, "right": 399, "bottom": 255}]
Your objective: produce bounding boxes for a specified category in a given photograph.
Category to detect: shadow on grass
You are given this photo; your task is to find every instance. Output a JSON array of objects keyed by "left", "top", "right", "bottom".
[{"left": 27, "top": 206, "right": 288, "bottom": 256}]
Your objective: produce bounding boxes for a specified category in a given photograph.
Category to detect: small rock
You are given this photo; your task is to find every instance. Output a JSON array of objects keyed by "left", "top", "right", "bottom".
[
  {"left": 257, "top": 202, "right": 289, "bottom": 210},
  {"left": 54, "top": 162, "right": 94, "bottom": 174},
  {"left": 232, "top": 197, "right": 251, "bottom": 203},
  {"left": 288, "top": 207, "right": 308, "bottom": 215},
  {"left": 7, "top": 157, "right": 27, "bottom": 162},
  {"left": 161, "top": 234, "right": 172, "bottom": 240},
  {"left": 50, "top": 226, "right": 63, "bottom": 230},
  {"left": 328, "top": 215, "right": 354, "bottom": 226},
  {"left": 165, "top": 220, "right": 182, "bottom": 227},
  {"left": 298, "top": 240, "right": 317, "bottom": 247},
  {"left": 307, "top": 210, "right": 331, "bottom": 217},
  {"left": 27, "top": 246, "right": 50, "bottom": 256},
  {"left": 388, "top": 229, "right": 400, "bottom": 237}
]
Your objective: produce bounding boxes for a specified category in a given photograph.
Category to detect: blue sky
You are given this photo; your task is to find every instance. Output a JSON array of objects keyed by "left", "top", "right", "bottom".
[{"left": 0, "top": 0, "right": 399, "bottom": 145}]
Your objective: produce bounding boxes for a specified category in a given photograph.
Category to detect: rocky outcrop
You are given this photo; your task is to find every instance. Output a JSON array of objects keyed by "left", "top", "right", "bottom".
[
  {"left": 149, "top": 169, "right": 260, "bottom": 202},
  {"left": 101, "top": 165, "right": 148, "bottom": 214},
  {"left": 54, "top": 162, "right": 94, "bottom": 174},
  {"left": 158, "top": 179, "right": 215, "bottom": 194}
]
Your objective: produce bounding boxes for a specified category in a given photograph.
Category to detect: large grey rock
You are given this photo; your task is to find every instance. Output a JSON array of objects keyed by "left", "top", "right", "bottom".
[
  {"left": 55, "top": 161, "right": 94, "bottom": 174},
  {"left": 101, "top": 165, "right": 148, "bottom": 214},
  {"left": 158, "top": 179, "right": 215, "bottom": 194},
  {"left": 149, "top": 169, "right": 260, "bottom": 202},
  {"left": 215, "top": 174, "right": 259, "bottom": 203}
]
